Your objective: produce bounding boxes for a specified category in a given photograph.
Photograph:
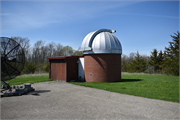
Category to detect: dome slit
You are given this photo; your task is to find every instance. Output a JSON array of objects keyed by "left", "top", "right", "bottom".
[{"left": 80, "top": 29, "right": 122, "bottom": 54}]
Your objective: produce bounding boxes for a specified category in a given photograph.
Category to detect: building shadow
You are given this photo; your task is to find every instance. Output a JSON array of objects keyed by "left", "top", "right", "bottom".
[
  {"left": 118, "top": 79, "right": 142, "bottom": 82},
  {"left": 69, "top": 78, "right": 142, "bottom": 83},
  {"left": 91, "top": 55, "right": 105, "bottom": 70}
]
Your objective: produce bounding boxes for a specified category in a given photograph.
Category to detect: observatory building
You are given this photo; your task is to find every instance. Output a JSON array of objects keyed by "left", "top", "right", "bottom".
[
  {"left": 48, "top": 29, "right": 122, "bottom": 82},
  {"left": 80, "top": 29, "right": 122, "bottom": 82}
]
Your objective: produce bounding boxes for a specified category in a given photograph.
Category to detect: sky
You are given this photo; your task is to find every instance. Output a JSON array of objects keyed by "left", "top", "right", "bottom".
[{"left": 0, "top": 0, "right": 179, "bottom": 56}]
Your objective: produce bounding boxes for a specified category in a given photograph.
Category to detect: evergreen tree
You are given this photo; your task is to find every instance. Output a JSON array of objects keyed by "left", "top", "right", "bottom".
[
  {"left": 157, "top": 50, "right": 163, "bottom": 71},
  {"left": 163, "top": 31, "right": 179, "bottom": 75},
  {"left": 129, "top": 51, "right": 146, "bottom": 72},
  {"left": 149, "top": 49, "right": 159, "bottom": 72}
]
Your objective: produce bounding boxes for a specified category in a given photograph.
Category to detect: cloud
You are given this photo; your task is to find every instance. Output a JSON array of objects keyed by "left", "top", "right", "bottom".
[
  {"left": 1, "top": 2, "right": 62, "bottom": 31},
  {"left": 0, "top": 13, "right": 12, "bottom": 16},
  {"left": 109, "top": 13, "right": 179, "bottom": 19},
  {"left": 1, "top": 1, "right": 138, "bottom": 33}
]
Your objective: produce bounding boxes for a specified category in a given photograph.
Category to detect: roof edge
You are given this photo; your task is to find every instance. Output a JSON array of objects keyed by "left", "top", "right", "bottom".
[{"left": 48, "top": 56, "right": 84, "bottom": 60}]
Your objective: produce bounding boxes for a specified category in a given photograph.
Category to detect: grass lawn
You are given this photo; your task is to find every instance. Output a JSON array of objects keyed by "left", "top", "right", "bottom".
[
  {"left": 2, "top": 73, "right": 179, "bottom": 103},
  {"left": 2, "top": 74, "right": 53, "bottom": 86},
  {"left": 70, "top": 73, "right": 179, "bottom": 103}
]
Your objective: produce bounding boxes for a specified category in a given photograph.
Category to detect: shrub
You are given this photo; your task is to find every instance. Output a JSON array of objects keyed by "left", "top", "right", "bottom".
[
  {"left": 22, "top": 61, "right": 36, "bottom": 74},
  {"left": 44, "top": 63, "right": 49, "bottom": 72}
]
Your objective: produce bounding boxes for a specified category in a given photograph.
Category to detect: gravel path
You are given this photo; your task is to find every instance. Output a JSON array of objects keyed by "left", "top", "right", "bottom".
[{"left": 1, "top": 81, "right": 179, "bottom": 119}]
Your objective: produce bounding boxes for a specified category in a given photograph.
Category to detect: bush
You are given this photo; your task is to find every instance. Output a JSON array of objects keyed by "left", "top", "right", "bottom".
[
  {"left": 44, "top": 63, "right": 49, "bottom": 72},
  {"left": 22, "top": 61, "right": 36, "bottom": 74}
]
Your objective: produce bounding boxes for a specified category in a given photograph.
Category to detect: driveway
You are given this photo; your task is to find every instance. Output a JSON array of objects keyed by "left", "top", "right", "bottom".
[{"left": 1, "top": 81, "right": 179, "bottom": 119}]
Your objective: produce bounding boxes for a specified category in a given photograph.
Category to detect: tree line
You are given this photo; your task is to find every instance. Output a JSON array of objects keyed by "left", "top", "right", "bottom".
[
  {"left": 11, "top": 31, "right": 179, "bottom": 76},
  {"left": 121, "top": 31, "right": 179, "bottom": 76},
  {"left": 11, "top": 37, "right": 83, "bottom": 74}
]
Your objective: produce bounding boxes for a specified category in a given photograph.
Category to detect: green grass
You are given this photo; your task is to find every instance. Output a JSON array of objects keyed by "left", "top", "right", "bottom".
[
  {"left": 70, "top": 73, "right": 179, "bottom": 103},
  {"left": 2, "top": 73, "right": 179, "bottom": 103},
  {"left": 2, "top": 74, "right": 53, "bottom": 86}
]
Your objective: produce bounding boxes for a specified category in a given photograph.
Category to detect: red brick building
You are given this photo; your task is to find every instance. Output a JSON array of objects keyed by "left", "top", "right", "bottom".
[
  {"left": 48, "top": 29, "right": 122, "bottom": 82},
  {"left": 80, "top": 29, "right": 122, "bottom": 82},
  {"left": 48, "top": 56, "right": 83, "bottom": 82}
]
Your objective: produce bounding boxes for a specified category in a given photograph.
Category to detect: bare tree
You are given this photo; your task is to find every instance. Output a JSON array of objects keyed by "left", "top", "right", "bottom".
[
  {"left": 46, "top": 42, "right": 56, "bottom": 57},
  {"left": 128, "top": 52, "right": 135, "bottom": 62},
  {"left": 11, "top": 36, "right": 30, "bottom": 56},
  {"left": 55, "top": 43, "right": 64, "bottom": 56}
]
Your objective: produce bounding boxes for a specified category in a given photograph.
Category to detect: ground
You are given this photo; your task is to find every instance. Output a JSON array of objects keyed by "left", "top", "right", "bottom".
[{"left": 1, "top": 81, "right": 179, "bottom": 119}]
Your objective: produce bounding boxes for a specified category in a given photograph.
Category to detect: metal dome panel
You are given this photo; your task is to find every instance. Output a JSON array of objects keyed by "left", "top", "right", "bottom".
[{"left": 80, "top": 29, "right": 122, "bottom": 54}]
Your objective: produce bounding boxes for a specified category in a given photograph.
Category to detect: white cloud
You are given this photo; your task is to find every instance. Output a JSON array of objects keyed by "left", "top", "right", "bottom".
[
  {"left": 109, "top": 13, "right": 179, "bottom": 19},
  {"left": 0, "top": 13, "right": 12, "bottom": 16},
  {"left": 1, "top": 1, "right": 138, "bottom": 33}
]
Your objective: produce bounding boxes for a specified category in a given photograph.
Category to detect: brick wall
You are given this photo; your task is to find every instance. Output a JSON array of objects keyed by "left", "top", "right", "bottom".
[{"left": 84, "top": 54, "right": 121, "bottom": 82}]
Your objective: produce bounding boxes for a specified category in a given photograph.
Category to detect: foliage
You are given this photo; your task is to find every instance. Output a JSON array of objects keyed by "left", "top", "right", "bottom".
[
  {"left": 61, "top": 45, "right": 74, "bottom": 56},
  {"left": 162, "top": 31, "right": 179, "bottom": 75},
  {"left": 121, "top": 54, "right": 129, "bottom": 72},
  {"left": 73, "top": 47, "right": 83, "bottom": 56},
  {"left": 149, "top": 49, "right": 164, "bottom": 73},
  {"left": 12, "top": 31, "right": 179, "bottom": 75},
  {"left": 127, "top": 51, "right": 147, "bottom": 72},
  {"left": 121, "top": 58, "right": 128, "bottom": 72},
  {"left": 44, "top": 63, "right": 49, "bottom": 72},
  {"left": 70, "top": 73, "right": 179, "bottom": 103},
  {"left": 22, "top": 61, "right": 36, "bottom": 74},
  {"left": 10, "top": 37, "right": 83, "bottom": 73},
  {"left": 149, "top": 49, "right": 159, "bottom": 71},
  {"left": 158, "top": 50, "right": 163, "bottom": 71},
  {"left": 121, "top": 31, "right": 179, "bottom": 75}
]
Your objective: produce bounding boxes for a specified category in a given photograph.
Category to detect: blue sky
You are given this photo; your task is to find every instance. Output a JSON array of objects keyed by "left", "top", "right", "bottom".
[{"left": 1, "top": 0, "right": 179, "bottom": 56}]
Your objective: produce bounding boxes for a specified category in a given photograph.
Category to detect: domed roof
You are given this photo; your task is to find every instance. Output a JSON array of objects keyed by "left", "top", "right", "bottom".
[{"left": 80, "top": 29, "right": 122, "bottom": 54}]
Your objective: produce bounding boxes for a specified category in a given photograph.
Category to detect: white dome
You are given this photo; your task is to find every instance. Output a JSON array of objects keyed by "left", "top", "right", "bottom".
[{"left": 80, "top": 29, "right": 122, "bottom": 54}]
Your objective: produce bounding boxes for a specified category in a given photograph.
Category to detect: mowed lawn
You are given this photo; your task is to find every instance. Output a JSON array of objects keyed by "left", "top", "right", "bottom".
[
  {"left": 2, "top": 74, "right": 52, "bottom": 86},
  {"left": 70, "top": 73, "right": 179, "bottom": 103},
  {"left": 2, "top": 73, "right": 179, "bottom": 103}
]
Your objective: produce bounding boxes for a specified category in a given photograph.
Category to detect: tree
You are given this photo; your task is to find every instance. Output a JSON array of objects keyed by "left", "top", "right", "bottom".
[
  {"left": 129, "top": 51, "right": 147, "bottom": 72},
  {"left": 22, "top": 61, "right": 36, "bottom": 74},
  {"left": 7, "top": 37, "right": 86, "bottom": 74},
  {"left": 121, "top": 53, "right": 136, "bottom": 72},
  {"left": 163, "top": 31, "right": 179, "bottom": 75},
  {"left": 157, "top": 50, "right": 163, "bottom": 72},
  {"left": 31, "top": 40, "right": 46, "bottom": 65},
  {"left": 55, "top": 43, "right": 64, "bottom": 56},
  {"left": 121, "top": 54, "right": 128, "bottom": 72},
  {"left": 128, "top": 52, "right": 135, "bottom": 62},
  {"left": 61, "top": 46, "right": 74, "bottom": 56},
  {"left": 11, "top": 36, "right": 30, "bottom": 57},
  {"left": 73, "top": 47, "right": 83, "bottom": 56},
  {"left": 149, "top": 49, "right": 159, "bottom": 72},
  {"left": 46, "top": 42, "right": 56, "bottom": 57}
]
